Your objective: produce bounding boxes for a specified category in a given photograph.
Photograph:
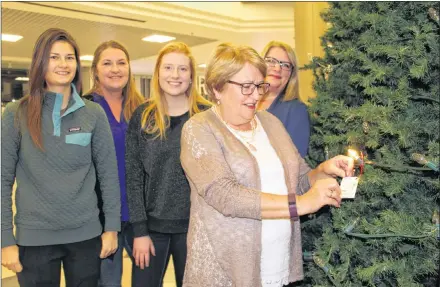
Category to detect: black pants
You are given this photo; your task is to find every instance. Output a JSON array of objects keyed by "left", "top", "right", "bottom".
[
  {"left": 17, "top": 236, "right": 101, "bottom": 287},
  {"left": 131, "top": 232, "right": 187, "bottom": 287}
]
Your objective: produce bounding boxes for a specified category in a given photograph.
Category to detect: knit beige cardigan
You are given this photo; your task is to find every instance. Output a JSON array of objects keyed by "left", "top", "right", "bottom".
[{"left": 180, "top": 108, "right": 311, "bottom": 287}]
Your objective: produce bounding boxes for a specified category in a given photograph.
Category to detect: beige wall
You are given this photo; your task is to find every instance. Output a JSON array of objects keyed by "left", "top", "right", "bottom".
[
  {"left": 170, "top": 2, "right": 295, "bottom": 21},
  {"left": 294, "top": 2, "right": 329, "bottom": 102},
  {"left": 81, "top": 67, "right": 93, "bottom": 94}
]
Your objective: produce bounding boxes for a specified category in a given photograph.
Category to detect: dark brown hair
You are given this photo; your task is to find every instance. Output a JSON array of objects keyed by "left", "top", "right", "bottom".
[
  {"left": 18, "top": 28, "right": 82, "bottom": 150},
  {"left": 86, "top": 40, "right": 144, "bottom": 121}
]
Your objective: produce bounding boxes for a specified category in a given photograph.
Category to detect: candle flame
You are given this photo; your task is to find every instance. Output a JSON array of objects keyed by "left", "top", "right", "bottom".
[{"left": 348, "top": 149, "right": 360, "bottom": 160}]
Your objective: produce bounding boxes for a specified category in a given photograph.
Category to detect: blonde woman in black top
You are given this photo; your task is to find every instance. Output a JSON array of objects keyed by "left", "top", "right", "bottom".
[{"left": 125, "top": 42, "right": 211, "bottom": 287}]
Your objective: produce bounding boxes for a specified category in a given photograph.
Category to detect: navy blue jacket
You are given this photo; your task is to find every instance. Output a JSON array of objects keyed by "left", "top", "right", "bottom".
[{"left": 267, "top": 95, "right": 310, "bottom": 157}]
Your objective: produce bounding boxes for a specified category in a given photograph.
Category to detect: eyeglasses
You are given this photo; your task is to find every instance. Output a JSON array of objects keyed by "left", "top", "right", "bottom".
[
  {"left": 265, "top": 57, "right": 293, "bottom": 71},
  {"left": 227, "top": 80, "right": 270, "bottom": 96}
]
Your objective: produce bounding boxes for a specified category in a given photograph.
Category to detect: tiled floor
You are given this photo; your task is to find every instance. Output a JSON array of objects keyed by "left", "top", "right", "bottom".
[{"left": 1, "top": 253, "right": 177, "bottom": 287}]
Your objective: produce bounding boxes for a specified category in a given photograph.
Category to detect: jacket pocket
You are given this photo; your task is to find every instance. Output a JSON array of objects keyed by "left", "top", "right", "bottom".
[{"left": 65, "top": 133, "right": 92, "bottom": 147}]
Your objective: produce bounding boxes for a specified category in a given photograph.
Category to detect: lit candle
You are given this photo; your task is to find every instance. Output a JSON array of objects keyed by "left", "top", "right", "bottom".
[
  {"left": 348, "top": 149, "right": 364, "bottom": 164},
  {"left": 347, "top": 149, "right": 360, "bottom": 161},
  {"left": 347, "top": 148, "right": 365, "bottom": 176}
]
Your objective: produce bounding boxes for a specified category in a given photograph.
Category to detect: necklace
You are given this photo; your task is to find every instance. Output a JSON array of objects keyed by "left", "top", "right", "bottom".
[{"left": 213, "top": 106, "right": 257, "bottom": 152}]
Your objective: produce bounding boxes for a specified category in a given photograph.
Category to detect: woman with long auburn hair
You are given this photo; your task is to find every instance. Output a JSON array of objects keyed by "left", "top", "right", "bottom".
[
  {"left": 1, "top": 28, "right": 121, "bottom": 286},
  {"left": 83, "top": 40, "right": 144, "bottom": 287},
  {"left": 85, "top": 40, "right": 144, "bottom": 123},
  {"left": 125, "top": 41, "right": 211, "bottom": 287}
]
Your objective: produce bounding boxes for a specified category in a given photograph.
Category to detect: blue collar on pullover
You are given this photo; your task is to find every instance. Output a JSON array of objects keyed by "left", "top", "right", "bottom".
[{"left": 43, "top": 83, "right": 85, "bottom": 137}]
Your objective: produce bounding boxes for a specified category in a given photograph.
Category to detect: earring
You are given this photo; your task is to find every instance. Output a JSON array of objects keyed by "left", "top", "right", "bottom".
[
  {"left": 217, "top": 100, "right": 220, "bottom": 105},
  {"left": 189, "top": 81, "right": 192, "bottom": 84}
]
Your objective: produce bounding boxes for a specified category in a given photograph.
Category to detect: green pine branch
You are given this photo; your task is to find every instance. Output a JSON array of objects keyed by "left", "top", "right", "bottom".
[{"left": 300, "top": 2, "right": 439, "bottom": 286}]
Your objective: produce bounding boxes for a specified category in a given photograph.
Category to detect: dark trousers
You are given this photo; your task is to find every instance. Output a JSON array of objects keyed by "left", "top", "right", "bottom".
[
  {"left": 17, "top": 237, "right": 101, "bottom": 287},
  {"left": 131, "top": 232, "right": 187, "bottom": 287},
  {"left": 98, "top": 222, "right": 135, "bottom": 287}
]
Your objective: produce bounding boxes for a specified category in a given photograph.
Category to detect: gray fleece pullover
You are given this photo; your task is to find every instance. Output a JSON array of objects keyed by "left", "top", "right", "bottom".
[{"left": 1, "top": 84, "right": 121, "bottom": 248}]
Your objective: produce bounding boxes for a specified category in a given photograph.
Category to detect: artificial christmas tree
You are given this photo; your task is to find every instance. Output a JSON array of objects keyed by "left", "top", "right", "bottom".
[{"left": 300, "top": 2, "right": 439, "bottom": 286}]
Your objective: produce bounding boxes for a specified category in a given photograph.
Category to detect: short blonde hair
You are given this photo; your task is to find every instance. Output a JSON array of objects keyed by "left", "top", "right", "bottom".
[
  {"left": 261, "top": 41, "right": 305, "bottom": 104},
  {"left": 205, "top": 43, "right": 267, "bottom": 102}
]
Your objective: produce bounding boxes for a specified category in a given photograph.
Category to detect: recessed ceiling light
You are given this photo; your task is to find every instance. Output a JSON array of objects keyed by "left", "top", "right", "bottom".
[
  {"left": 15, "top": 77, "right": 29, "bottom": 81},
  {"left": 142, "top": 34, "right": 176, "bottom": 43},
  {"left": 80, "top": 55, "right": 94, "bottom": 61},
  {"left": 2, "top": 34, "right": 23, "bottom": 42},
  {"left": 198, "top": 64, "right": 206, "bottom": 68}
]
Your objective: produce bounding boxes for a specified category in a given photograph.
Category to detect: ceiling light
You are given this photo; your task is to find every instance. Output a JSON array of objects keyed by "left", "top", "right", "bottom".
[
  {"left": 80, "top": 55, "right": 94, "bottom": 61},
  {"left": 15, "top": 77, "right": 29, "bottom": 81},
  {"left": 198, "top": 64, "right": 206, "bottom": 68},
  {"left": 142, "top": 34, "right": 176, "bottom": 43},
  {"left": 2, "top": 34, "right": 23, "bottom": 42}
]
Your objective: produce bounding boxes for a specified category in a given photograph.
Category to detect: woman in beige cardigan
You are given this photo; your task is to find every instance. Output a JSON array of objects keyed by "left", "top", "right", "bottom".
[{"left": 180, "top": 43, "right": 354, "bottom": 287}]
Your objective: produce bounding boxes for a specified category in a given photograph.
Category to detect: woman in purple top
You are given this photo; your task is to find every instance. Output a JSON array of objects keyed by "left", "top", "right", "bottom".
[
  {"left": 258, "top": 41, "right": 310, "bottom": 158},
  {"left": 83, "top": 40, "right": 144, "bottom": 287}
]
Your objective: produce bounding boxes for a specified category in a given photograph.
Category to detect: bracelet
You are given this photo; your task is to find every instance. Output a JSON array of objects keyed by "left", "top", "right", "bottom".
[{"left": 288, "top": 193, "right": 299, "bottom": 221}]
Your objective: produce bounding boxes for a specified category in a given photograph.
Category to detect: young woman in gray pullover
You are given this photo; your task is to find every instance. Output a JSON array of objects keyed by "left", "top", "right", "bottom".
[{"left": 1, "top": 28, "right": 121, "bottom": 286}]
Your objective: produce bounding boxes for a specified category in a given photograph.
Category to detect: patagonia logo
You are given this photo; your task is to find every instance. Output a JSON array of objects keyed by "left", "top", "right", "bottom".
[{"left": 68, "top": 127, "right": 81, "bottom": 132}]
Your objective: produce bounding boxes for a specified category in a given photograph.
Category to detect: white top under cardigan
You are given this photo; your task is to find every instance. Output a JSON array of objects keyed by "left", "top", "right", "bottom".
[{"left": 224, "top": 117, "right": 291, "bottom": 287}]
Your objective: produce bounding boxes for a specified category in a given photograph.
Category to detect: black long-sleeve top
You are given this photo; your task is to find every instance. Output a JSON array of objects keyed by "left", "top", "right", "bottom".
[{"left": 125, "top": 102, "right": 192, "bottom": 237}]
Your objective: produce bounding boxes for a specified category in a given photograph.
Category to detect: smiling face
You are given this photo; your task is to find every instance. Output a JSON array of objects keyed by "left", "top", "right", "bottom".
[
  {"left": 158, "top": 52, "right": 191, "bottom": 99},
  {"left": 265, "top": 46, "right": 292, "bottom": 94},
  {"left": 215, "top": 62, "right": 265, "bottom": 127},
  {"left": 96, "top": 47, "right": 129, "bottom": 93},
  {"left": 44, "top": 41, "right": 77, "bottom": 91}
]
